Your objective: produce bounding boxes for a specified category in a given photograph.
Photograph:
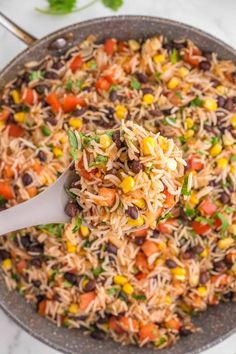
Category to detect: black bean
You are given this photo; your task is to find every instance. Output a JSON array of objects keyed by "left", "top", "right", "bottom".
[
  {"left": 204, "top": 125, "right": 218, "bottom": 135},
  {"left": 208, "top": 180, "right": 217, "bottom": 187},
  {"left": 35, "top": 85, "right": 49, "bottom": 95},
  {"left": 214, "top": 260, "right": 226, "bottom": 272},
  {"left": 163, "top": 42, "right": 173, "bottom": 52},
  {"left": 0, "top": 249, "right": 11, "bottom": 260},
  {"left": 199, "top": 60, "right": 211, "bottom": 71},
  {"left": 152, "top": 230, "right": 160, "bottom": 238},
  {"left": 142, "top": 87, "right": 153, "bottom": 95},
  {"left": 190, "top": 245, "right": 204, "bottom": 255},
  {"left": 220, "top": 192, "right": 230, "bottom": 204},
  {"left": 64, "top": 272, "right": 78, "bottom": 285},
  {"left": 126, "top": 206, "right": 139, "bottom": 220},
  {"left": 107, "top": 242, "right": 118, "bottom": 255},
  {"left": 183, "top": 251, "right": 194, "bottom": 260},
  {"left": 223, "top": 291, "right": 234, "bottom": 301},
  {"left": 107, "top": 167, "right": 117, "bottom": 175},
  {"left": 28, "top": 243, "right": 44, "bottom": 254},
  {"left": 199, "top": 271, "right": 208, "bottom": 285},
  {"left": 129, "top": 160, "right": 143, "bottom": 174},
  {"left": 165, "top": 259, "right": 177, "bottom": 269},
  {"left": 135, "top": 72, "right": 148, "bottom": 84},
  {"left": 37, "top": 150, "right": 47, "bottom": 162},
  {"left": 225, "top": 256, "right": 233, "bottom": 269},
  {"left": 89, "top": 105, "right": 97, "bottom": 112},
  {"left": 30, "top": 257, "right": 42, "bottom": 268},
  {"left": 65, "top": 201, "right": 78, "bottom": 217},
  {"left": 32, "top": 280, "right": 41, "bottom": 288},
  {"left": 217, "top": 96, "right": 226, "bottom": 108},
  {"left": 46, "top": 115, "right": 57, "bottom": 126},
  {"left": 90, "top": 329, "right": 106, "bottom": 340},
  {"left": 233, "top": 96, "right": 236, "bottom": 103},
  {"left": 72, "top": 108, "right": 86, "bottom": 116},
  {"left": 149, "top": 109, "right": 162, "bottom": 117},
  {"left": 224, "top": 97, "right": 234, "bottom": 111},
  {"left": 119, "top": 291, "right": 129, "bottom": 302},
  {"left": 84, "top": 279, "right": 96, "bottom": 292},
  {"left": 109, "top": 89, "right": 118, "bottom": 102},
  {"left": 180, "top": 327, "right": 192, "bottom": 336},
  {"left": 21, "top": 234, "right": 32, "bottom": 249},
  {"left": 44, "top": 71, "right": 59, "bottom": 80},
  {"left": 135, "top": 237, "right": 145, "bottom": 246},
  {"left": 112, "top": 131, "right": 122, "bottom": 149},
  {"left": 211, "top": 79, "right": 221, "bottom": 88},
  {"left": 22, "top": 173, "right": 33, "bottom": 186},
  {"left": 52, "top": 61, "right": 65, "bottom": 70},
  {"left": 162, "top": 108, "right": 172, "bottom": 115},
  {"left": 22, "top": 72, "right": 31, "bottom": 83},
  {"left": 6, "top": 113, "right": 15, "bottom": 124}
]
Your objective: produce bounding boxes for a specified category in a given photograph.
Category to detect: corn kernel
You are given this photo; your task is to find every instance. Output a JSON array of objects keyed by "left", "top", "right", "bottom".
[
  {"left": 128, "top": 39, "right": 140, "bottom": 51},
  {"left": 165, "top": 295, "right": 172, "bottom": 305},
  {"left": 210, "top": 143, "right": 222, "bottom": 157},
  {"left": 11, "top": 90, "right": 21, "bottom": 104},
  {"left": 14, "top": 112, "right": 26, "bottom": 123},
  {"left": 153, "top": 54, "right": 165, "bottom": 64},
  {"left": 155, "top": 258, "right": 165, "bottom": 267},
  {"left": 82, "top": 279, "right": 89, "bottom": 288},
  {"left": 66, "top": 241, "right": 76, "bottom": 253},
  {"left": 80, "top": 225, "right": 90, "bottom": 238},
  {"left": 0, "top": 121, "right": 5, "bottom": 130},
  {"left": 217, "top": 157, "right": 228, "bottom": 169},
  {"left": 122, "top": 283, "right": 134, "bottom": 295},
  {"left": 100, "top": 134, "right": 112, "bottom": 149},
  {"left": 186, "top": 118, "right": 194, "bottom": 129},
  {"left": 158, "top": 136, "right": 168, "bottom": 152},
  {"left": 114, "top": 275, "right": 128, "bottom": 285},
  {"left": 60, "top": 135, "right": 67, "bottom": 144},
  {"left": 203, "top": 98, "right": 217, "bottom": 111},
  {"left": 128, "top": 215, "right": 145, "bottom": 227},
  {"left": 200, "top": 247, "right": 208, "bottom": 258},
  {"left": 115, "top": 105, "right": 128, "bottom": 120},
  {"left": 120, "top": 176, "right": 135, "bottom": 193},
  {"left": 229, "top": 224, "right": 236, "bottom": 236},
  {"left": 184, "top": 129, "right": 194, "bottom": 140},
  {"left": 197, "top": 286, "right": 207, "bottom": 297},
  {"left": 171, "top": 267, "right": 186, "bottom": 282},
  {"left": 216, "top": 85, "right": 226, "bottom": 95},
  {"left": 223, "top": 133, "right": 234, "bottom": 146},
  {"left": 143, "top": 94, "right": 154, "bottom": 105},
  {"left": 217, "top": 238, "right": 234, "bottom": 250},
  {"left": 230, "top": 165, "right": 236, "bottom": 175},
  {"left": 167, "top": 77, "right": 180, "bottom": 90},
  {"left": 189, "top": 192, "right": 199, "bottom": 206},
  {"left": 69, "top": 303, "right": 79, "bottom": 314},
  {"left": 230, "top": 115, "right": 236, "bottom": 128},
  {"left": 2, "top": 259, "right": 12, "bottom": 271},
  {"left": 69, "top": 117, "right": 83, "bottom": 129},
  {"left": 142, "top": 136, "right": 156, "bottom": 155},
  {"left": 166, "top": 158, "right": 177, "bottom": 171},
  {"left": 178, "top": 67, "right": 189, "bottom": 78},
  {"left": 53, "top": 147, "right": 63, "bottom": 158},
  {"left": 133, "top": 198, "right": 146, "bottom": 209}
]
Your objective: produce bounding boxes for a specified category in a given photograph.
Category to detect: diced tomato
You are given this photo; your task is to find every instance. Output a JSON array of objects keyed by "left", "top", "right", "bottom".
[
  {"left": 70, "top": 55, "right": 83, "bottom": 72},
  {"left": 95, "top": 77, "right": 111, "bottom": 93},
  {"left": 79, "top": 291, "right": 96, "bottom": 311},
  {"left": 163, "top": 190, "right": 176, "bottom": 209},
  {"left": 211, "top": 274, "right": 229, "bottom": 286},
  {"left": 135, "top": 252, "right": 148, "bottom": 272},
  {"left": 141, "top": 240, "right": 158, "bottom": 257},
  {"left": 104, "top": 38, "right": 117, "bottom": 56},
  {"left": 62, "top": 94, "right": 86, "bottom": 113},
  {"left": 77, "top": 159, "right": 97, "bottom": 181},
  {"left": 192, "top": 220, "right": 211, "bottom": 235},
  {"left": 27, "top": 186, "right": 38, "bottom": 198},
  {"left": 119, "top": 316, "right": 139, "bottom": 332},
  {"left": 97, "top": 188, "right": 116, "bottom": 207},
  {"left": 135, "top": 272, "right": 147, "bottom": 280},
  {"left": 108, "top": 316, "right": 125, "bottom": 334},
  {"left": 0, "top": 109, "right": 9, "bottom": 121},
  {"left": 8, "top": 124, "right": 25, "bottom": 137},
  {"left": 214, "top": 217, "right": 222, "bottom": 229},
  {"left": 46, "top": 93, "right": 61, "bottom": 113},
  {"left": 165, "top": 317, "right": 181, "bottom": 331},
  {"left": 199, "top": 199, "right": 217, "bottom": 216},
  {"left": 0, "top": 181, "right": 14, "bottom": 199},
  {"left": 31, "top": 162, "right": 42, "bottom": 174},
  {"left": 131, "top": 228, "right": 148, "bottom": 237},
  {"left": 3, "top": 165, "right": 14, "bottom": 179},
  {"left": 183, "top": 47, "right": 202, "bottom": 67},
  {"left": 158, "top": 219, "right": 176, "bottom": 234},
  {"left": 117, "top": 40, "right": 127, "bottom": 52},
  {"left": 188, "top": 156, "right": 204, "bottom": 171},
  {"left": 139, "top": 323, "right": 159, "bottom": 342},
  {"left": 22, "top": 88, "right": 35, "bottom": 105},
  {"left": 38, "top": 299, "right": 47, "bottom": 316},
  {"left": 103, "top": 74, "right": 117, "bottom": 84},
  {"left": 16, "top": 259, "right": 27, "bottom": 274}
]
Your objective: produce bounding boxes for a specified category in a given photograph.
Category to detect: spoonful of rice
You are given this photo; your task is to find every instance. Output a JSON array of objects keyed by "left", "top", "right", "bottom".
[{"left": 0, "top": 121, "right": 186, "bottom": 236}]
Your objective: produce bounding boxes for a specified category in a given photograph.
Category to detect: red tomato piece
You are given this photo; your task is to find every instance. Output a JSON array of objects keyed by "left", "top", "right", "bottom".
[
  {"left": 192, "top": 220, "right": 211, "bottom": 235},
  {"left": 46, "top": 93, "right": 61, "bottom": 113},
  {"left": 199, "top": 199, "right": 217, "bottom": 216},
  {"left": 95, "top": 77, "right": 111, "bottom": 93},
  {"left": 188, "top": 156, "right": 203, "bottom": 171},
  {"left": 104, "top": 38, "right": 117, "bottom": 56},
  {"left": 8, "top": 124, "right": 25, "bottom": 137},
  {"left": 22, "top": 88, "right": 35, "bottom": 105},
  {"left": 70, "top": 55, "right": 83, "bottom": 72}
]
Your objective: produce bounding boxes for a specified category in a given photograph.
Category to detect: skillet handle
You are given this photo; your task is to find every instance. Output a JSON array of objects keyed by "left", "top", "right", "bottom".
[{"left": 0, "top": 11, "right": 37, "bottom": 46}]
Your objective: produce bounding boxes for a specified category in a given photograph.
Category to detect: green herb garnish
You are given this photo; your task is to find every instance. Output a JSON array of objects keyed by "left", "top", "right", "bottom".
[
  {"left": 102, "top": 0, "right": 123, "bottom": 11},
  {"left": 190, "top": 96, "right": 203, "bottom": 107},
  {"left": 108, "top": 287, "right": 118, "bottom": 295},
  {"left": 90, "top": 155, "right": 108, "bottom": 166},
  {"left": 178, "top": 136, "right": 186, "bottom": 145},
  {"left": 38, "top": 223, "right": 64, "bottom": 237},
  {"left": 185, "top": 207, "right": 196, "bottom": 218},
  {"left": 155, "top": 337, "right": 167, "bottom": 347},
  {"left": 66, "top": 79, "right": 73, "bottom": 91},
  {"left": 132, "top": 294, "right": 147, "bottom": 301},
  {"left": 0, "top": 195, "right": 6, "bottom": 206},
  {"left": 195, "top": 216, "right": 213, "bottom": 225},
  {"left": 163, "top": 117, "right": 177, "bottom": 126},
  {"left": 231, "top": 155, "right": 236, "bottom": 162},
  {"left": 41, "top": 125, "right": 51, "bottom": 137},
  {"left": 181, "top": 176, "right": 191, "bottom": 196},
  {"left": 29, "top": 71, "right": 43, "bottom": 81},
  {"left": 92, "top": 267, "right": 103, "bottom": 277},
  {"left": 72, "top": 217, "right": 82, "bottom": 233},
  {"left": 175, "top": 92, "right": 183, "bottom": 99},
  {"left": 214, "top": 212, "right": 229, "bottom": 232},
  {"left": 67, "top": 129, "right": 78, "bottom": 160},
  {"left": 211, "top": 136, "right": 220, "bottom": 145},
  {"left": 64, "top": 281, "right": 73, "bottom": 288},
  {"left": 170, "top": 48, "right": 179, "bottom": 64},
  {"left": 131, "top": 77, "right": 141, "bottom": 90}
]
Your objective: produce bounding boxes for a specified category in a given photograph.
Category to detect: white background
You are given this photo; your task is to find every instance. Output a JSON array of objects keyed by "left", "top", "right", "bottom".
[{"left": 0, "top": 0, "right": 236, "bottom": 353}]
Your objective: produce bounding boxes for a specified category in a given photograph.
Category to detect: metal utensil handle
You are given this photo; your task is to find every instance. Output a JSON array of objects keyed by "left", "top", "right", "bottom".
[{"left": 0, "top": 11, "right": 37, "bottom": 46}]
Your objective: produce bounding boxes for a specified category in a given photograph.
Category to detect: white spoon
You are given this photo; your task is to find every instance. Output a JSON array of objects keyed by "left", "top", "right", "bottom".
[{"left": 0, "top": 167, "right": 76, "bottom": 236}]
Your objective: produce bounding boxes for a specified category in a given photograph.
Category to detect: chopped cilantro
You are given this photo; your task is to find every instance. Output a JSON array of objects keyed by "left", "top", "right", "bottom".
[
  {"left": 178, "top": 136, "right": 186, "bottom": 145},
  {"left": 108, "top": 287, "right": 118, "bottom": 295},
  {"left": 164, "top": 117, "right": 177, "bottom": 126},
  {"left": 81, "top": 239, "right": 90, "bottom": 248},
  {"left": 155, "top": 337, "right": 167, "bottom": 347},
  {"left": 211, "top": 136, "right": 220, "bottom": 145},
  {"left": 37, "top": 223, "right": 64, "bottom": 237},
  {"left": 66, "top": 79, "right": 73, "bottom": 91},
  {"left": 64, "top": 281, "right": 73, "bottom": 288},
  {"left": 231, "top": 155, "right": 236, "bottom": 162},
  {"left": 225, "top": 206, "right": 234, "bottom": 214},
  {"left": 72, "top": 217, "right": 82, "bottom": 233},
  {"left": 29, "top": 70, "right": 43, "bottom": 81},
  {"left": 195, "top": 216, "right": 213, "bottom": 225},
  {"left": 175, "top": 92, "right": 183, "bottom": 99},
  {"left": 185, "top": 207, "right": 196, "bottom": 218},
  {"left": 41, "top": 125, "right": 51, "bottom": 137},
  {"left": 92, "top": 267, "right": 103, "bottom": 277},
  {"left": 131, "top": 77, "right": 141, "bottom": 90},
  {"left": 67, "top": 129, "right": 78, "bottom": 160},
  {"left": 214, "top": 212, "right": 229, "bottom": 232},
  {"left": 190, "top": 96, "right": 203, "bottom": 107},
  {"left": 76, "top": 79, "right": 83, "bottom": 90},
  {"left": 90, "top": 155, "right": 108, "bottom": 166},
  {"left": 132, "top": 294, "right": 147, "bottom": 301},
  {"left": 181, "top": 175, "right": 191, "bottom": 196},
  {"left": 0, "top": 195, "right": 6, "bottom": 206},
  {"left": 170, "top": 48, "right": 179, "bottom": 64}
]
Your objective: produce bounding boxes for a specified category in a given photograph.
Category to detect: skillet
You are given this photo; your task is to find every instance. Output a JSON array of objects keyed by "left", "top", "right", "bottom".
[{"left": 0, "top": 13, "right": 235, "bottom": 354}]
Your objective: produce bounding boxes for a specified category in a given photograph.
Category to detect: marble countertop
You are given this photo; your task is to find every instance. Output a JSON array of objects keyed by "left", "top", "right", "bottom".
[{"left": 0, "top": 0, "right": 236, "bottom": 353}]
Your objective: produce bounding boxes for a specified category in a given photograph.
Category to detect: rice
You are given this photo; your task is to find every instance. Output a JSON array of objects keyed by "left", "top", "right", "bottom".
[{"left": 0, "top": 34, "right": 235, "bottom": 349}]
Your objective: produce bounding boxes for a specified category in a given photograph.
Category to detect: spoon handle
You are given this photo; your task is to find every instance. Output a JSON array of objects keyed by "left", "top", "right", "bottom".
[{"left": 0, "top": 170, "right": 71, "bottom": 236}]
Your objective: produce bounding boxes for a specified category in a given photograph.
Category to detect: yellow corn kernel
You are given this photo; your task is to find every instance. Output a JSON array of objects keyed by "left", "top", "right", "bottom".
[
  {"left": 223, "top": 133, "right": 234, "bottom": 146},
  {"left": 210, "top": 143, "right": 222, "bottom": 157},
  {"left": 230, "top": 164, "right": 236, "bottom": 175},
  {"left": 171, "top": 267, "right": 186, "bottom": 282},
  {"left": 197, "top": 286, "right": 207, "bottom": 297},
  {"left": 165, "top": 295, "right": 172, "bottom": 305},
  {"left": 128, "top": 39, "right": 140, "bottom": 51},
  {"left": 217, "top": 157, "right": 228, "bottom": 169},
  {"left": 200, "top": 247, "right": 209, "bottom": 258},
  {"left": 69, "top": 117, "right": 83, "bottom": 129},
  {"left": 133, "top": 198, "right": 146, "bottom": 209},
  {"left": 66, "top": 241, "right": 76, "bottom": 253},
  {"left": 80, "top": 225, "right": 90, "bottom": 238},
  {"left": 53, "top": 147, "right": 63, "bottom": 158},
  {"left": 114, "top": 275, "right": 128, "bottom": 286},
  {"left": 11, "top": 90, "right": 21, "bottom": 104},
  {"left": 189, "top": 192, "right": 199, "bottom": 206},
  {"left": 115, "top": 105, "right": 128, "bottom": 120},
  {"left": 230, "top": 115, "right": 236, "bottom": 128},
  {"left": 122, "top": 283, "right": 134, "bottom": 295},
  {"left": 82, "top": 279, "right": 89, "bottom": 288},
  {"left": 128, "top": 215, "right": 145, "bottom": 227},
  {"left": 162, "top": 64, "right": 169, "bottom": 73},
  {"left": 68, "top": 303, "right": 79, "bottom": 314},
  {"left": 143, "top": 94, "right": 154, "bottom": 105},
  {"left": 178, "top": 67, "right": 189, "bottom": 78},
  {"left": 120, "top": 176, "right": 135, "bottom": 193},
  {"left": 217, "top": 238, "right": 234, "bottom": 250},
  {"left": 184, "top": 129, "right": 194, "bottom": 140},
  {"left": 167, "top": 77, "right": 180, "bottom": 90},
  {"left": 155, "top": 258, "right": 165, "bottom": 267},
  {"left": 60, "top": 135, "right": 67, "bottom": 144},
  {"left": 142, "top": 136, "right": 156, "bottom": 155},
  {"left": 216, "top": 85, "right": 226, "bottom": 95},
  {"left": 158, "top": 136, "right": 168, "bottom": 152},
  {"left": 2, "top": 259, "right": 12, "bottom": 271},
  {"left": 229, "top": 224, "right": 236, "bottom": 236},
  {"left": 203, "top": 98, "right": 218, "bottom": 111},
  {"left": 0, "top": 121, "right": 5, "bottom": 130},
  {"left": 14, "top": 112, "right": 26, "bottom": 123},
  {"left": 157, "top": 241, "right": 166, "bottom": 251},
  {"left": 100, "top": 134, "right": 112, "bottom": 149},
  {"left": 186, "top": 118, "right": 194, "bottom": 129},
  {"left": 153, "top": 54, "right": 165, "bottom": 64}
]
